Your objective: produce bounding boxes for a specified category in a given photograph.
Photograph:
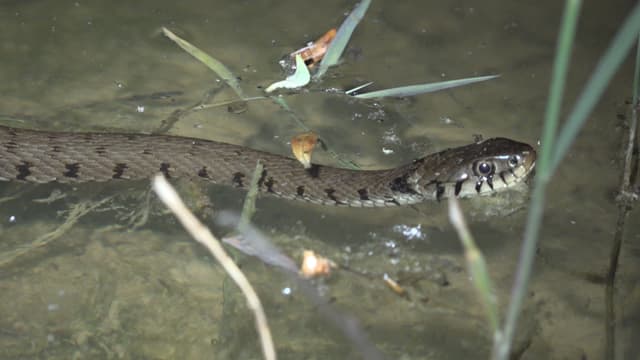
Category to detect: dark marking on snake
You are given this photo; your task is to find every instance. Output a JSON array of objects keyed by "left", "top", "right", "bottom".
[
  {"left": 435, "top": 182, "right": 445, "bottom": 201},
  {"left": 307, "top": 165, "right": 320, "bottom": 178},
  {"left": 16, "top": 161, "right": 32, "bottom": 180},
  {"left": 231, "top": 172, "right": 244, "bottom": 186},
  {"left": 265, "top": 177, "right": 276, "bottom": 193},
  {"left": 198, "top": 167, "right": 210, "bottom": 179},
  {"left": 296, "top": 185, "right": 305, "bottom": 197},
  {"left": 486, "top": 176, "right": 494, "bottom": 190},
  {"left": 160, "top": 162, "right": 171, "bottom": 178},
  {"left": 454, "top": 180, "right": 464, "bottom": 196},
  {"left": 64, "top": 163, "right": 80, "bottom": 178},
  {"left": 325, "top": 188, "right": 345, "bottom": 205},
  {"left": 95, "top": 146, "right": 106, "bottom": 155},
  {"left": 390, "top": 174, "right": 417, "bottom": 194},
  {"left": 142, "top": 149, "right": 152, "bottom": 155},
  {"left": 257, "top": 169, "right": 268, "bottom": 188},
  {"left": 499, "top": 172, "right": 507, "bottom": 184},
  {"left": 112, "top": 163, "right": 128, "bottom": 179},
  {"left": 475, "top": 181, "right": 483, "bottom": 193},
  {"left": 357, "top": 188, "right": 369, "bottom": 200}
]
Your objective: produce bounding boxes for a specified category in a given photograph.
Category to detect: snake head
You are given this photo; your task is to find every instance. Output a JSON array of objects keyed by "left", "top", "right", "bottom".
[{"left": 412, "top": 137, "right": 537, "bottom": 200}]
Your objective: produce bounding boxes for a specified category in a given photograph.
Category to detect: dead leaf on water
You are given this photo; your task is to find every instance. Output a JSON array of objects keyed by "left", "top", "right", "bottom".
[
  {"left": 291, "top": 132, "right": 318, "bottom": 169},
  {"left": 383, "top": 273, "right": 408, "bottom": 298},
  {"left": 290, "top": 28, "right": 336, "bottom": 68},
  {"left": 300, "top": 250, "right": 335, "bottom": 278}
]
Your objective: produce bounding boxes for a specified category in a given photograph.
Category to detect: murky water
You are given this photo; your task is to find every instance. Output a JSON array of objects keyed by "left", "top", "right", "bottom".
[{"left": 0, "top": 0, "right": 637, "bottom": 359}]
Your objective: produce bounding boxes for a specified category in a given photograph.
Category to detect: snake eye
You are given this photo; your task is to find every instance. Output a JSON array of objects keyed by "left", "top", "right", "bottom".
[
  {"left": 508, "top": 155, "right": 521, "bottom": 168},
  {"left": 476, "top": 162, "right": 493, "bottom": 175}
]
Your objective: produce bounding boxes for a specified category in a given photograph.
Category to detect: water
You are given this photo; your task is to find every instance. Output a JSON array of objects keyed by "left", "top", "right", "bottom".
[{"left": 0, "top": 0, "right": 637, "bottom": 359}]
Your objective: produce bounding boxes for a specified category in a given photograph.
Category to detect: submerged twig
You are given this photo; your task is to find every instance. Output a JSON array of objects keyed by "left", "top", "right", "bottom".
[
  {"left": 0, "top": 196, "right": 114, "bottom": 268},
  {"left": 605, "top": 89, "right": 639, "bottom": 359},
  {"left": 217, "top": 212, "right": 385, "bottom": 360},
  {"left": 152, "top": 175, "right": 276, "bottom": 360}
]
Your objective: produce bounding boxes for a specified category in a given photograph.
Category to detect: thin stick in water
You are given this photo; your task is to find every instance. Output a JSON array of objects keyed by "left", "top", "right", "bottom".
[{"left": 152, "top": 174, "right": 276, "bottom": 360}]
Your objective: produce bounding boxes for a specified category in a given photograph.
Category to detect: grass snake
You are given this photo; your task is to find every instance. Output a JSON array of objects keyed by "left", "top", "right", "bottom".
[{"left": 0, "top": 125, "right": 536, "bottom": 207}]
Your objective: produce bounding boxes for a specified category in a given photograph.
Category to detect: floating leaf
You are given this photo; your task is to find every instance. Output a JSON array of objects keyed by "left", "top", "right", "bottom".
[
  {"left": 315, "top": 0, "right": 372, "bottom": 79},
  {"left": 383, "top": 273, "right": 408, "bottom": 298},
  {"left": 265, "top": 54, "right": 311, "bottom": 93},
  {"left": 300, "top": 250, "right": 336, "bottom": 278},
  {"left": 354, "top": 74, "right": 500, "bottom": 99},
  {"left": 289, "top": 28, "right": 337, "bottom": 68},
  {"left": 162, "top": 27, "right": 247, "bottom": 100},
  {"left": 290, "top": 132, "right": 318, "bottom": 169}
]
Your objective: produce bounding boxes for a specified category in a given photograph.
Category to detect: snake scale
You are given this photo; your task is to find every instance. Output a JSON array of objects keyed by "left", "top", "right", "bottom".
[{"left": 0, "top": 125, "right": 536, "bottom": 207}]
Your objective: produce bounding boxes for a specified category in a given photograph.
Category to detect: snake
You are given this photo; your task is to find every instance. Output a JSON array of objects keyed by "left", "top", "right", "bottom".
[{"left": 0, "top": 125, "right": 536, "bottom": 207}]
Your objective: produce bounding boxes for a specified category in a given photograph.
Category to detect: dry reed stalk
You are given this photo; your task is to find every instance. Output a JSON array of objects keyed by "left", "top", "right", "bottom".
[{"left": 152, "top": 174, "right": 276, "bottom": 360}]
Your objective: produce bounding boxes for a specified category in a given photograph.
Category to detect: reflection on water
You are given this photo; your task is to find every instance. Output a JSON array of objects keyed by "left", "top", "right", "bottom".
[{"left": 0, "top": 0, "right": 637, "bottom": 359}]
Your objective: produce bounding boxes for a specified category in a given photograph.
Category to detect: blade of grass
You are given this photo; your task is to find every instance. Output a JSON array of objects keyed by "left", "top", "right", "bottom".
[
  {"left": 345, "top": 81, "right": 374, "bottom": 95},
  {"left": 547, "top": 3, "right": 640, "bottom": 176},
  {"left": 162, "top": 27, "right": 247, "bottom": 100},
  {"left": 315, "top": 0, "right": 372, "bottom": 80},
  {"left": 633, "top": 34, "right": 640, "bottom": 105},
  {"left": 493, "top": 1, "right": 582, "bottom": 359},
  {"left": 238, "top": 161, "right": 264, "bottom": 230},
  {"left": 353, "top": 75, "right": 500, "bottom": 99},
  {"left": 265, "top": 54, "right": 311, "bottom": 93},
  {"left": 448, "top": 197, "right": 500, "bottom": 335}
]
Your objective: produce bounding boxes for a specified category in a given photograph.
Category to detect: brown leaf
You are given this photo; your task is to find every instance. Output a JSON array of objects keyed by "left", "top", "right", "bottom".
[
  {"left": 290, "top": 28, "right": 337, "bottom": 68},
  {"left": 383, "top": 273, "right": 408, "bottom": 298},
  {"left": 300, "top": 250, "right": 335, "bottom": 278},
  {"left": 291, "top": 132, "right": 318, "bottom": 169}
]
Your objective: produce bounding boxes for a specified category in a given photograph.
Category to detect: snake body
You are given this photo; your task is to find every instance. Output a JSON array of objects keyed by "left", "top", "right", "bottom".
[{"left": 0, "top": 125, "right": 536, "bottom": 207}]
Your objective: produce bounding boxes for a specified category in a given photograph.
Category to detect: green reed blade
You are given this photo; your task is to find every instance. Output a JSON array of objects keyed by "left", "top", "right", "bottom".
[
  {"left": 238, "top": 161, "right": 264, "bottom": 230},
  {"left": 353, "top": 75, "right": 499, "bottom": 99},
  {"left": 162, "top": 27, "right": 247, "bottom": 100},
  {"left": 493, "top": 1, "right": 583, "bottom": 359},
  {"left": 448, "top": 197, "right": 500, "bottom": 335},
  {"left": 548, "top": 3, "right": 640, "bottom": 176},
  {"left": 633, "top": 35, "right": 640, "bottom": 105},
  {"left": 315, "top": 0, "right": 372, "bottom": 80}
]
